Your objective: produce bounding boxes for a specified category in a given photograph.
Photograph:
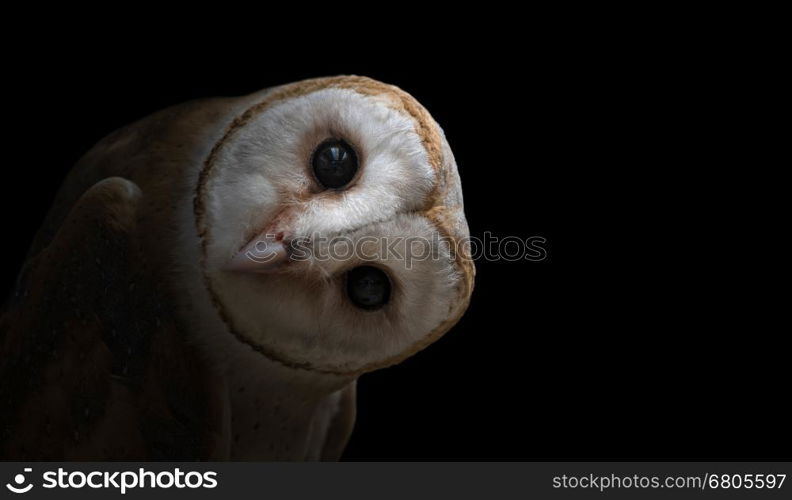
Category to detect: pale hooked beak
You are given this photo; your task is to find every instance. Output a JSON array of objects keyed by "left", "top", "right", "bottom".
[{"left": 225, "top": 233, "right": 290, "bottom": 273}]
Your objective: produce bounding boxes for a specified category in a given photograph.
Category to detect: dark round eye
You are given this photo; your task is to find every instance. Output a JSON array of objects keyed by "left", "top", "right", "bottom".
[
  {"left": 311, "top": 139, "right": 358, "bottom": 189},
  {"left": 346, "top": 266, "right": 391, "bottom": 310}
]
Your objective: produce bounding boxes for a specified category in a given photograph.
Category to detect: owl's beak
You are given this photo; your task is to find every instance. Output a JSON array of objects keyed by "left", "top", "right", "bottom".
[{"left": 225, "top": 233, "right": 289, "bottom": 273}]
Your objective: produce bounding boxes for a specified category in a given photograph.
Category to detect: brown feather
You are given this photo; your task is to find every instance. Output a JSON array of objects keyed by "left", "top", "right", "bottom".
[{"left": 0, "top": 178, "right": 229, "bottom": 459}]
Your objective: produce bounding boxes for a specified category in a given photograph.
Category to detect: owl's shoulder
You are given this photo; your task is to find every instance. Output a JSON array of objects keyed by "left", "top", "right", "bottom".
[{"left": 0, "top": 177, "right": 229, "bottom": 459}]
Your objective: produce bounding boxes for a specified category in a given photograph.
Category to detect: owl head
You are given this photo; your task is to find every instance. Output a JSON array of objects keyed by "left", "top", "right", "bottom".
[{"left": 194, "top": 76, "right": 474, "bottom": 376}]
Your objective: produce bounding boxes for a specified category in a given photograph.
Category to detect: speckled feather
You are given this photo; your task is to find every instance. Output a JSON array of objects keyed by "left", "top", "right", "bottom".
[{"left": 0, "top": 179, "right": 228, "bottom": 459}]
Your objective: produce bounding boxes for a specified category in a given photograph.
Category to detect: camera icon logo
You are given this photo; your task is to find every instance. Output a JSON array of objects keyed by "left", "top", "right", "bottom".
[{"left": 5, "top": 468, "right": 33, "bottom": 494}]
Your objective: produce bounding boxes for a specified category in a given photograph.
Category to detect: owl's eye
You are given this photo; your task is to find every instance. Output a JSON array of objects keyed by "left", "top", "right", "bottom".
[
  {"left": 346, "top": 266, "right": 391, "bottom": 310},
  {"left": 311, "top": 139, "right": 359, "bottom": 189}
]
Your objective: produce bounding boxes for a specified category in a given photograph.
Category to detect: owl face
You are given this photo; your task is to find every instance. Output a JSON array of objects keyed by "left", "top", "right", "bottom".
[{"left": 195, "top": 77, "right": 473, "bottom": 375}]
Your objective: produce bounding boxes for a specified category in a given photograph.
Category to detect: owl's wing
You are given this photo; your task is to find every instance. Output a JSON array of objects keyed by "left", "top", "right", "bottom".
[{"left": 0, "top": 177, "right": 229, "bottom": 460}]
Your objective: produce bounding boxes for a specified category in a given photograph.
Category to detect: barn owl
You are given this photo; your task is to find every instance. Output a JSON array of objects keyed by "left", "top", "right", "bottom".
[{"left": 0, "top": 76, "right": 474, "bottom": 460}]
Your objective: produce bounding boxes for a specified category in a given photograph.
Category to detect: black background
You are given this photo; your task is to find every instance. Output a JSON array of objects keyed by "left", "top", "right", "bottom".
[{"left": 1, "top": 23, "right": 786, "bottom": 461}]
